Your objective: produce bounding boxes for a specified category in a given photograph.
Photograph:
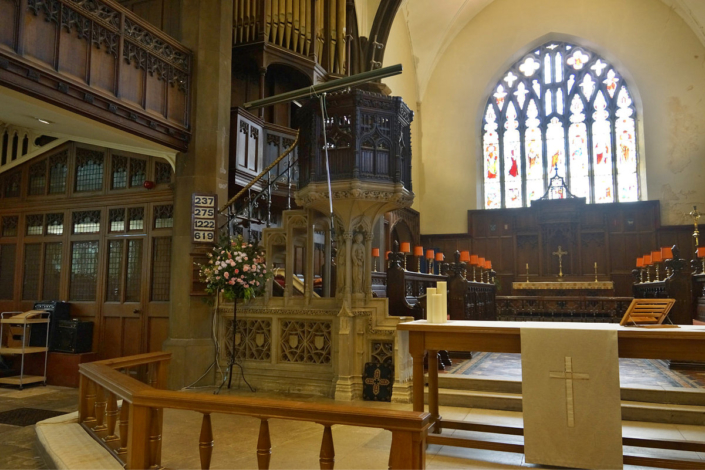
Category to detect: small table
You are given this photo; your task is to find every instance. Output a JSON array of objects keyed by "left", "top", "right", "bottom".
[{"left": 396, "top": 320, "right": 705, "bottom": 468}]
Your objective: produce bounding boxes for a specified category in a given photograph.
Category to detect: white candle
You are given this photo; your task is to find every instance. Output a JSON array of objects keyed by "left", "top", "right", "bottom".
[
  {"left": 426, "top": 288, "right": 436, "bottom": 322},
  {"left": 436, "top": 281, "right": 448, "bottom": 322},
  {"left": 432, "top": 293, "right": 443, "bottom": 323}
]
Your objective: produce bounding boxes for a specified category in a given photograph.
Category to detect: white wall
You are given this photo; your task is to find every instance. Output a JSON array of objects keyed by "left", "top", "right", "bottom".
[
  {"left": 409, "top": 0, "right": 705, "bottom": 233},
  {"left": 383, "top": 13, "right": 424, "bottom": 211}
]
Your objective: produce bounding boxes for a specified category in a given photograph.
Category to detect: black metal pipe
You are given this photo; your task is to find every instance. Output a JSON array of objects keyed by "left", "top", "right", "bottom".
[{"left": 242, "top": 64, "right": 403, "bottom": 110}]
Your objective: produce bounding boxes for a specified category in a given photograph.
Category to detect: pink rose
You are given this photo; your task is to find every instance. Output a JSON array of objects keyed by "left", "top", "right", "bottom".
[
  {"left": 224, "top": 272, "right": 229, "bottom": 279},
  {"left": 234, "top": 269, "right": 239, "bottom": 274},
  {"left": 244, "top": 283, "right": 249, "bottom": 288}
]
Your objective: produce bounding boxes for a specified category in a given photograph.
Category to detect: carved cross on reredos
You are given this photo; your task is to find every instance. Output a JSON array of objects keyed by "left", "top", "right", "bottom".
[{"left": 549, "top": 357, "right": 589, "bottom": 428}]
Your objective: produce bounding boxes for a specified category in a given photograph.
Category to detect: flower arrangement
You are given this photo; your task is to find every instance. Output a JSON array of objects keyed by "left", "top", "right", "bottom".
[{"left": 198, "top": 236, "right": 271, "bottom": 301}]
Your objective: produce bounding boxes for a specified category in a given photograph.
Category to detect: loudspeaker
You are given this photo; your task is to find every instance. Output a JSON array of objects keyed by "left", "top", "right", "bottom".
[
  {"left": 54, "top": 320, "right": 93, "bottom": 354},
  {"left": 32, "top": 301, "right": 71, "bottom": 350}
]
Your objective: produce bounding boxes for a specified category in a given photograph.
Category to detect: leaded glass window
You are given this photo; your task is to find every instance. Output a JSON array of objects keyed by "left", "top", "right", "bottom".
[{"left": 482, "top": 41, "right": 640, "bottom": 209}]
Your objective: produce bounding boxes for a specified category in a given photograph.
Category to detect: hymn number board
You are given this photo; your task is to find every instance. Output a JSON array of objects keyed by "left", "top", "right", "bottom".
[{"left": 192, "top": 193, "right": 218, "bottom": 243}]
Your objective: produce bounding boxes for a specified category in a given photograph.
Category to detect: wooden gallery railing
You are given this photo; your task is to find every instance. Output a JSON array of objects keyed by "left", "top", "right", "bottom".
[
  {"left": 233, "top": 0, "right": 347, "bottom": 75},
  {"left": 633, "top": 245, "right": 694, "bottom": 325},
  {"left": 0, "top": 0, "right": 192, "bottom": 150},
  {"left": 79, "top": 352, "right": 431, "bottom": 469}
]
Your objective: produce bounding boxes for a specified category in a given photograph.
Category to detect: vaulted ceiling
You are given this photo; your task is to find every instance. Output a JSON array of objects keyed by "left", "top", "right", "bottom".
[{"left": 389, "top": 0, "right": 705, "bottom": 100}]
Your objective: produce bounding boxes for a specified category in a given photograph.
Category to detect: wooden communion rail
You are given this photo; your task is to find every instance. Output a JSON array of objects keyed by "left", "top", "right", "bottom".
[{"left": 78, "top": 352, "right": 431, "bottom": 469}]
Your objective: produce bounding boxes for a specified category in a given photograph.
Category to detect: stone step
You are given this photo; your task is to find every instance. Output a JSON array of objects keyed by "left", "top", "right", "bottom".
[
  {"left": 435, "top": 374, "right": 705, "bottom": 406},
  {"left": 426, "top": 387, "right": 705, "bottom": 425}
]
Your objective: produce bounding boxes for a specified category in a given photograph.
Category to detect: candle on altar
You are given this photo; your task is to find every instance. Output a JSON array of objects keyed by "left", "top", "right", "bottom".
[
  {"left": 460, "top": 251, "right": 471, "bottom": 263},
  {"left": 426, "top": 287, "right": 437, "bottom": 323},
  {"left": 426, "top": 250, "right": 434, "bottom": 259},
  {"left": 478, "top": 257, "right": 485, "bottom": 267},
  {"left": 470, "top": 254, "right": 479, "bottom": 265},
  {"left": 400, "top": 242, "right": 411, "bottom": 253},
  {"left": 432, "top": 293, "right": 443, "bottom": 323},
  {"left": 437, "top": 281, "right": 448, "bottom": 321},
  {"left": 372, "top": 248, "right": 380, "bottom": 257},
  {"left": 414, "top": 246, "right": 424, "bottom": 257},
  {"left": 661, "top": 247, "right": 673, "bottom": 260},
  {"left": 435, "top": 252, "right": 444, "bottom": 262}
]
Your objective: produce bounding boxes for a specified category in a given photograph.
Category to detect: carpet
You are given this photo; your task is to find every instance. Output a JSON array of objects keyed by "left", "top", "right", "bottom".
[
  {"left": 446, "top": 352, "right": 703, "bottom": 388},
  {"left": 0, "top": 408, "right": 66, "bottom": 427}
]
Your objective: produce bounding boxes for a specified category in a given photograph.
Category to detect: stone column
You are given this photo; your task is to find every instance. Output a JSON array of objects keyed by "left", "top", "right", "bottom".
[
  {"left": 163, "top": 0, "right": 233, "bottom": 390},
  {"left": 364, "top": 231, "right": 373, "bottom": 301}
]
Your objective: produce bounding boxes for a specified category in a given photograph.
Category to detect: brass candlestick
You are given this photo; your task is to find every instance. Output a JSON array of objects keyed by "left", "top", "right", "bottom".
[
  {"left": 640, "top": 268, "right": 645, "bottom": 284},
  {"left": 417, "top": 256, "right": 421, "bottom": 273},
  {"left": 526, "top": 263, "right": 530, "bottom": 283},
  {"left": 594, "top": 262, "right": 598, "bottom": 282},
  {"left": 373, "top": 258, "right": 378, "bottom": 272},
  {"left": 472, "top": 266, "right": 477, "bottom": 282},
  {"left": 646, "top": 266, "right": 651, "bottom": 282},
  {"left": 690, "top": 205, "right": 701, "bottom": 247},
  {"left": 428, "top": 260, "right": 433, "bottom": 274},
  {"left": 654, "top": 262, "right": 660, "bottom": 282}
]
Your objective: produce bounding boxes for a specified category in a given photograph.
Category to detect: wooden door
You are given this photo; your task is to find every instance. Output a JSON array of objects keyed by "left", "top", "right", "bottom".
[{"left": 101, "top": 204, "right": 148, "bottom": 359}]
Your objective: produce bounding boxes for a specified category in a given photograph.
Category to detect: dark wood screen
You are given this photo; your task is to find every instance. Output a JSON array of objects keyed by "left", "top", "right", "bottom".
[{"left": 0, "top": 142, "right": 174, "bottom": 359}]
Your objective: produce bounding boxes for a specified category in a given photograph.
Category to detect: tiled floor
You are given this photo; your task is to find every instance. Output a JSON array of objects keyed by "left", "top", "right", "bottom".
[
  {"left": 0, "top": 385, "right": 78, "bottom": 470},
  {"left": 445, "top": 353, "right": 705, "bottom": 388},
  {"left": 3, "top": 383, "right": 705, "bottom": 469}
]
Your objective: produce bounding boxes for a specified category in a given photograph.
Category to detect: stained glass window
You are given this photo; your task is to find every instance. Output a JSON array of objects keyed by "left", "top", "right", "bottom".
[{"left": 481, "top": 41, "right": 640, "bottom": 208}]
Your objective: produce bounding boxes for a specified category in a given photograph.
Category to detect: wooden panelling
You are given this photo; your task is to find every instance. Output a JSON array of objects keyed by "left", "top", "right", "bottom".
[
  {"left": 0, "top": 0, "right": 192, "bottom": 151},
  {"left": 423, "top": 200, "right": 696, "bottom": 297}
]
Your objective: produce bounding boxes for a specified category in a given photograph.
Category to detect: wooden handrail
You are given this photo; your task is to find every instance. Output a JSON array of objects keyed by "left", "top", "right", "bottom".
[{"left": 79, "top": 352, "right": 431, "bottom": 469}]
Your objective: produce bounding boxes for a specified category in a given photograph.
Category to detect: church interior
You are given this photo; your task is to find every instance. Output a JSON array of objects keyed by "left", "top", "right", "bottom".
[{"left": 1, "top": 0, "right": 705, "bottom": 468}]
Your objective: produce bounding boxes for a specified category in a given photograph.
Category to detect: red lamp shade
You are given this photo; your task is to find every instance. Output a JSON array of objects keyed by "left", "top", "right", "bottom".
[
  {"left": 486, "top": 260, "right": 492, "bottom": 269},
  {"left": 644, "top": 254, "right": 652, "bottom": 265},
  {"left": 426, "top": 250, "right": 434, "bottom": 259},
  {"left": 698, "top": 247, "right": 705, "bottom": 258},
  {"left": 661, "top": 247, "right": 673, "bottom": 260},
  {"left": 143, "top": 180, "right": 156, "bottom": 190},
  {"left": 435, "top": 252, "right": 444, "bottom": 262},
  {"left": 400, "top": 242, "right": 411, "bottom": 253},
  {"left": 460, "top": 251, "right": 471, "bottom": 262},
  {"left": 636, "top": 257, "right": 644, "bottom": 268},
  {"left": 478, "top": 257, "right": 485, "bottom": 267},
  {"left": 372, "top": 248, "right": 380, "bottom": 257},
  {"left": 414, "top": 246, "right": 424, "bottom": 257},
  {"left": 385, "top": 251, "right": 391, "bottom": 260},
  {"left": 470, "top": 254, "right": 479, "bottom": 265},
  {"left": 651, "top": 251, "right": 662, "bottom": 263}
]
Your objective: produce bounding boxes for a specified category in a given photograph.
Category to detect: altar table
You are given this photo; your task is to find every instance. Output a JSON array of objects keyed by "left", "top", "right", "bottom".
[
  {"left": 512, "top": 281, "right": 614, "bottom": 297},
  {"left": 396, "top": 320, "right": 705, "bottom": 469}
]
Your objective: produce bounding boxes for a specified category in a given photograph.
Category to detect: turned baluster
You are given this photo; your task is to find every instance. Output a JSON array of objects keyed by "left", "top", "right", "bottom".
[
  {"left": 105, "top": 393, "right": 119, "bottom": 442},
  {"left": 149, "top": 408, "right": 163, "bottom": 469},
  {"left": 118, "top": 402, "right": 130, "bottom": 455},
  {"left": 93, "top": 385, "right": 107, "bottom": 431},
  {"left": 84, "top": 380, "right": 96, "bottom": 424},
  {"left": 199, "top": 413, "right": 214, "bottom": 470},
  {"left": 319, "top": 425, "right": 335, "bottom": 470},
  {"left": 257, "top": 419, "right": 271, "bottom": 470}
]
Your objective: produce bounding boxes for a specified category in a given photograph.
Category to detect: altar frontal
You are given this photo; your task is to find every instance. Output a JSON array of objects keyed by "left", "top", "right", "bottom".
[{"left": 521, "top": 327, "right": 622, "bottom": 469}]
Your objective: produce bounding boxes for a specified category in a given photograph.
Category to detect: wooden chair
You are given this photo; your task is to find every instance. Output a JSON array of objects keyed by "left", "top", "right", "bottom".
[{"left": 619, "top": 298, "right": 676, "bottom": 327}]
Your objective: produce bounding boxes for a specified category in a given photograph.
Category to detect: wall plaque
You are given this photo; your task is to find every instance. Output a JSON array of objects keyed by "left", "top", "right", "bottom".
[{"left": 192, "top": 193, "right": 217, "bottom": 243}]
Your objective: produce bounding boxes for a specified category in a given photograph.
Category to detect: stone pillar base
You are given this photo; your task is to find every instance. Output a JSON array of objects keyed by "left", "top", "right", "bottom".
[
  {"left": 162, "top": 338, "right": 216, "bottom": 390},
  {"left": 334, "top": 376, "right": 363, "bottom": 401},
  {"left": 392, "top": 381, "right": 413, "bottom": 404}
]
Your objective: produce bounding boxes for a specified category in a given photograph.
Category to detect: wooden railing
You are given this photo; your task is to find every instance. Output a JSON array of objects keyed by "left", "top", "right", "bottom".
[
  {"left": 79, "top": 352, "right": 431, "bottom": 469},
  {"left": 233, "top": 0, "right": 346, "bottom": 75},
  {"left": 496, "top": 296, "right": 633, "bottom": 322},
  {"left": 445, "top": 258, "right": 497, "bottom": 321},
  {"left": 0, "top": 0, "right": 192, "bottom": 151}
]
